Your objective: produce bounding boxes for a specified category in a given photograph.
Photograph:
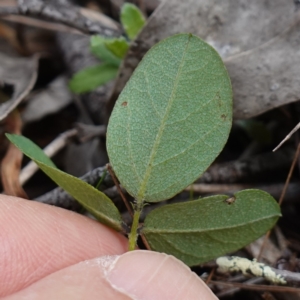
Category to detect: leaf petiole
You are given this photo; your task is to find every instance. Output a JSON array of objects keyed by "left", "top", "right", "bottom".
[{"left": 128, "top": 202, "right": 143, "bottom": 250}]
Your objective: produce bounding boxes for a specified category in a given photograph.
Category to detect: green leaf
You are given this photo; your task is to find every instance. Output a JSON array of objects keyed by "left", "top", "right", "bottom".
[
  {"left": 90, "top": 36, "right": 122, "bottom": 66},
  {"left": 142, "top": 189, "right": 281, "bottom": 266},
  {"left": 120, "top": 3, "right": 146, "bottom": 40},
  {"left": 104, "top": 37, "right": 129, "bottom": 59},
  {"left": 6, "top": 133, "right": 57, "bottom": 169},
  {"left": 69, "top": 64, "right": 118, "bottom": 94},
  {"left": 107, "top": 34, "right": 232, "bottom": 203},
  {"left": 6, "top": 134, "right": 122, "bottom": 231}
]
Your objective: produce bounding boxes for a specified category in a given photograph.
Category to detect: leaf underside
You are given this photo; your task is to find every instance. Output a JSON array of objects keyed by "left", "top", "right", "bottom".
[
  {"left": 107, "top": 34, "right": 232, "bottom": 203},
  {"left": 142, "top": 189, "right": 281, "bottom": 266},
  {"left": 6, "top": 134, "right": 122, "bottom": 231}
]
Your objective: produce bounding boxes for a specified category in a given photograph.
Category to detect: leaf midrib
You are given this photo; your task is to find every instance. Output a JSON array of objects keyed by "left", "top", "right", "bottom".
[
  {"left": 136, "top": 35, "right": 192, "bottom": 202},
  {"left": 143, "top": 214, "right": 279, "bottom": 234}
]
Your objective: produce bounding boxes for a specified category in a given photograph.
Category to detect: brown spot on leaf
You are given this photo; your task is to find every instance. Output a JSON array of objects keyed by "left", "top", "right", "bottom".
[
  {"left": 216, "top": 92, "right": 222, "bottom": 107},
  {"left": 224, "top": 196, "right": 236, "bottom": 205},
  {"left": 121, "top": 101, "right": 128, "bottom": 107},
  {"left": 221, "top": 114, "right": 227, "bottom": 120}
]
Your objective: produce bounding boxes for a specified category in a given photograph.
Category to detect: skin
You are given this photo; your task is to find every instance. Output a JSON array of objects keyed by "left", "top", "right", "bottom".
[{"left": 0, "top": 195, "right": 217, "bottom": 299}]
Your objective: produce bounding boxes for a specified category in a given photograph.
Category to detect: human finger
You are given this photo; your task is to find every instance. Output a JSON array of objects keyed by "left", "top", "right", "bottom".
[
  {"left": 0, "top": 195, "right": 127, "bottom": 297},
  {"left": 4, "top": 250, "right": 217, "bottom": 300}
]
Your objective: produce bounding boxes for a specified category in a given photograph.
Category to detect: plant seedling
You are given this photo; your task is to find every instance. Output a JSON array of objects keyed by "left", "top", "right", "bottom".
[
  {"left": 69, "top": 3, "right": 145, "bottom": 94},
  {"left": 7, "top": 33, "right": 281, "bottom": 266}
]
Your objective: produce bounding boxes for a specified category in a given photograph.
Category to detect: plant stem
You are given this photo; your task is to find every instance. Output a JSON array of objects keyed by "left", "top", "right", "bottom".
[{"left": 128, "top": 203, "right": 142, "bottom": 251}]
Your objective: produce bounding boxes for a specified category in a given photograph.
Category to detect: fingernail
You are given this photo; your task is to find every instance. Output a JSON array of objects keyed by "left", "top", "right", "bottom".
[{"left": 105, "top": 250, "right": 217, "bottom": 300}]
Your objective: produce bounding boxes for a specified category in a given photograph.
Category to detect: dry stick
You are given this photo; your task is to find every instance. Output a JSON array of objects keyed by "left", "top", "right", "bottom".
[
  {"left": 273, "top": 120, "right": 300, "bottom": 151},
  {"left": 140, "top": 233, "right": 151, "bottom": 250},
  {"left": 1, "top": 15, "right": 83, "bottom": 34},
  {"left": 217, "top": 256, "right": 300, "bottom": 285},
  {"left": 257, "top": 143, "right": 300, "bottom": 261},
  {"left": 205, "top": 267, "right": 215, "bottom": 285},
  {"left": 210, "top": 280, "right": 300, "bottom": 293},
  {"left": 19, "top": 129, "right": 78, "bottom": 186},
  {"left": 186, "top": 183, "right": 251, "bottom": 194},
  {"left": 216, "top": 277, "right": 264, "bottom": 298},
  {"left": 19, "top": 125, "right": 108, "bottom": 185},
  {"left": 0, "top": 1, "right": 120, "bottom": 36},
  {"left": 187, "top": 182, "right": 300, "bottom": 203},
  {"left": 106, "top": 163, "right": 133, "bottom": 218},
  {"left": 198, "top": 146, "right": 294, "bottom": 184}
]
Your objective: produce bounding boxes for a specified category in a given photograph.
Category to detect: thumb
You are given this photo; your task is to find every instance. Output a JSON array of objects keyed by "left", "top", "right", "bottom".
[
  {"left": 106, "top": 250, "right": 218, "bottom": 300},
  {"left": 5, "top": 250, "right": 217, "bottom": 300}
]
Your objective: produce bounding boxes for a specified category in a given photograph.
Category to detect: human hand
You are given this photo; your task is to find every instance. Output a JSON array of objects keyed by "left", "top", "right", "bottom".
[{"left": 0, "top": 195, "right": 217, "bottom": 299}]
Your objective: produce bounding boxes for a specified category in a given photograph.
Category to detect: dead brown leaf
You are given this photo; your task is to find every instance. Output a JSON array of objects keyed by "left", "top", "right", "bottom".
[
  {"left": 1, "top": 109, "right": 27, "bottom": 198},
  {"left": 0, "top": 52, "right": 38, "bottom": 121},
  {"left": 107, "top": 0, "right": 299, "bottom": 119},
  {"left": 21, "top": 76, "right": 72, "bottom": 123}
]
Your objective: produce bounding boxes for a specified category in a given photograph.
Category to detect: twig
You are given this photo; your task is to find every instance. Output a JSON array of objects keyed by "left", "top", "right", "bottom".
[
  {"left": 19, "top": 125, "right": 108, "bottom": 185},
  {"left": 0, "top": 0, "right": 121, "bottom": 36},
  {"left": 216, "top": 277, "right": 264, "bottom": 298},
  {"left": 140, "top": 233, "right": 151, "bottom": 250},
  {"left": 1, "top": 14, "right": 83, "bottom": 34},
  {"left": 278, "top": 143, "right": 300, "bottom": 206},
  {"left": 199, "top": 147, "right": 294, "bottom": 184},
  {"left": 217, "top": 256, "right": 300, "bottom": 285},
  {"left": 106, "top": 163, "right": 133, "bottom": 217},
  {"left": 19, "top": 129, "right": 78, "bottom": 185},
  {"left": 185, "top": 182, "right": 300, "bottom": 203},
  {"left": 257, "top": 143, "right": 300, "bottom": 260},
  {"left": 74, "top": 123, "right": 106, "bottom": 143},
  {"left": 185, "top": 183, "right": 251, "bottom": 194},
  {"left": 211, "top": 280, "right": 300, "bottom": 293},
  {"left": 273, "top": 121, "right": 300, "bottom": 151},
  {"left": 205, "top": 267, "right": 215, "bottom": 285}
]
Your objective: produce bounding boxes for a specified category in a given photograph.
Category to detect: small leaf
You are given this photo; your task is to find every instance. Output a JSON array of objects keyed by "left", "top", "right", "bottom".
[
  {"left": 104, "top": 37, "right": 129, "bottom": 59},
  {"left": 6, "top": 133, "right": 56, "bottom": 168},
  {"left": 90, "top": 36, "right": 122, "bottom": 66},
  {"left": 107, "top": 34, "right": 232, "bottom": 203},
  {"left": 69, "top": 64, "right": 118, "bottom": 94},
  {"left": 142, "top": 189, "right": 281, "bottom": 266},
  {"left": 6, "top": 134, "right": 122, "bottom": 231},
  {"left": 120, "top": 3, "right": 146, "bottom": 40}
]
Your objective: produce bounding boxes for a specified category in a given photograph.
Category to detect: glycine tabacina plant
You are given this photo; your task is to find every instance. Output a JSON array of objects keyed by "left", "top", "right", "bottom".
[
  {"left": 7, "top": 33, "right": 281, "bottom": 266},
  {"left": 69, "top": 3, "right": 146, "bottom": 94}
]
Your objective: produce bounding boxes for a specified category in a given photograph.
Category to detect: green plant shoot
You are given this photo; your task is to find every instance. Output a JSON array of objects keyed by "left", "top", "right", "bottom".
[
  {"left": 69, "top": 3, "right": 145, "bottom": 94},
  {"left": 8, "top": 33, "right": 281, "bottom": 266}
]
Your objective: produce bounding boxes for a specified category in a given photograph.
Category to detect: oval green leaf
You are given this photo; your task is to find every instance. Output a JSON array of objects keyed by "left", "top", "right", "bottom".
[
  {"left": 142, "top": 189, "right": 281, "bottom": 266},
  {"left": 6, "top": 134, "right": 122, "bottom": 231},
  {"left": 107, "top": 34, "right": 232, "bottom": 203},
  {"left": 120, "top": 3, "right": 145, "bottom": 40}
]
